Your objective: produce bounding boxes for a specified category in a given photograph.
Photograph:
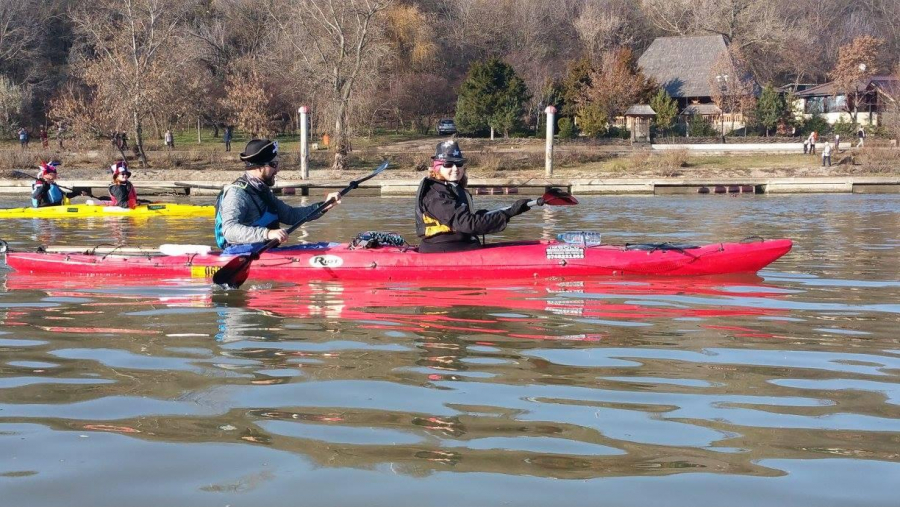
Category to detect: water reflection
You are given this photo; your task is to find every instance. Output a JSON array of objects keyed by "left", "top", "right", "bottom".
[
  {"left": 0, "top": 194, "right": 898, "bottom": 506},
  {"left": 4, "top": 272, "right": 897, "bottom": 481}
]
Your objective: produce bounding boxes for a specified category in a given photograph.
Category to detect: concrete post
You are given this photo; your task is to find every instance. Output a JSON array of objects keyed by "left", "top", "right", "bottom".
[
  {"left": 545, "top": 106, "right": 556, "bottom": 177},
  {"left": 299, "top": 106, "right": 309, "bottom": 180}
]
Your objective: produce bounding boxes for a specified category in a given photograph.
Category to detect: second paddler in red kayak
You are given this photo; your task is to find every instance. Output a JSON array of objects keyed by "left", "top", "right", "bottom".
[{"left": 415, "top": 140, "right": 533, "bottom": 253}]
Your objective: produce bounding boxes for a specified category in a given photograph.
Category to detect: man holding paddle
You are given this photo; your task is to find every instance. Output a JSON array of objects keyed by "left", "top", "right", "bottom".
[{"left": 215, "top": 138, "right": 341, "bottom": 253}]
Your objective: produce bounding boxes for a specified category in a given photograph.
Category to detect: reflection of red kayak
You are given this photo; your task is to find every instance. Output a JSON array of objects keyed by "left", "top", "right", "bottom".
[
  {"left": 5, "top": 238, "right": 792, "bottom": 281},
  {"left": 3, "top": 273, "right": 787, "bottom": 341}
]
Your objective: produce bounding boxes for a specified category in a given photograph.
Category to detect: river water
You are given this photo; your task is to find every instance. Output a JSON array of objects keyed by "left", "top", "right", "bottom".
[{"left": 0, "top": 194, "right": 898, "bottom": 507}]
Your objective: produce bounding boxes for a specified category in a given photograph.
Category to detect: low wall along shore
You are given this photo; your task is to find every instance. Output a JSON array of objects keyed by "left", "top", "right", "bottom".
[{"left": 1, "top": 176, "right": 897, "bottom": 197}]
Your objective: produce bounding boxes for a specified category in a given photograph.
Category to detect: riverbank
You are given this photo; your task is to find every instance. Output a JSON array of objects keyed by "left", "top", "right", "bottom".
[
  {"left": 2, "top": 136, "right": 898, "bottom": 195},
  {"left": 1, "top": 175, "right": 897, "bottom": 196}
]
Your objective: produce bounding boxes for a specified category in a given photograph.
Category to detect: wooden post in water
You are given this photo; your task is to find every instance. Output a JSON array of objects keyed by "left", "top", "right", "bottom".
[
  {"left": 299, "top": 106, "right": 309, "bottom": 180},
  {"left": 545, "top": 105, "right": 556, "bottom": 177}
]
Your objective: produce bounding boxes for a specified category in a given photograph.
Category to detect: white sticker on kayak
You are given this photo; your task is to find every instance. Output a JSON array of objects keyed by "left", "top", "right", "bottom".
[
  {"left": 309, "top": 255, "right": 343, "bottom": 268},
  {"left": 546, "top": 244, "right": 584, "bottom": 259}
]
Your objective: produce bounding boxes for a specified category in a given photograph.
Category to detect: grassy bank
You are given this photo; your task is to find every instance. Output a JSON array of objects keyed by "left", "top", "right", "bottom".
[{"left": 2, "top": 132, "right": 897, "bottom": 181}]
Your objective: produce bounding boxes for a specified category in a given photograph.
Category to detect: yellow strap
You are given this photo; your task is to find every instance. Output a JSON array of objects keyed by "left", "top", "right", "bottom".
[{"left": 423, "top": 214, "right": 451, "bottom": 237}]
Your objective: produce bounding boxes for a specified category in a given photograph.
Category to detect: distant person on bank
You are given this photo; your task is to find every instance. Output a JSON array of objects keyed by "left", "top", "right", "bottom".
[{"left": 822, "top": 142, "right": 832, "bottom": 167}]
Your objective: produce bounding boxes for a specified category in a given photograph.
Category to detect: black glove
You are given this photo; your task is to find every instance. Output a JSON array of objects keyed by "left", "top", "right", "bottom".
[{"left": 504, "top": 198, "right": 531, "bottom": 218}]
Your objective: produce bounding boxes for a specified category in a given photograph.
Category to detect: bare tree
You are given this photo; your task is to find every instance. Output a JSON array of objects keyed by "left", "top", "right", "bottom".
[
  {"left": 583, "top": 47, "right": 655, "bottom": 122},
  {"left": 830, "top": 35, "right": 883, "bottom": 124},
  {"left": 0, "top": 1, "right": 41, "bottom": 68},
  {"left": 708, "top": 47, "right": 756, "bottom": 134},
  {"left": 269, "top": 0, "right": 390, "bottom": 171},
  {"left": 222, "top": 66, "right": 275, "bottom": 137},
  {"left": 574, "top": 0, "right": 637, "bottom": 60},
  {"left": 68, "top": 0, "right": 189, "bottom": 166}
]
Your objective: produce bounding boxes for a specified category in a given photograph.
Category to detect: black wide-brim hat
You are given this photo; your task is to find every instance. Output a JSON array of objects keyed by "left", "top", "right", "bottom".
[
  {"left": 240, "top": 139, "right": 279, "bottom": 166},
  {"left": 431, "top": 140, "right": 466, "bottom": 164}
]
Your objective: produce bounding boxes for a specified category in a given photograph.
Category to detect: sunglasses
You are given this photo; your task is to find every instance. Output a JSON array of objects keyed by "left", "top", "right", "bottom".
[{"left": 441, "top": 161, "right": 464, "bottom": 169}]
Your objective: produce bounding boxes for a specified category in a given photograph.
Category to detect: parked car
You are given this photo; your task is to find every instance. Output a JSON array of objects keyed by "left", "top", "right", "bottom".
[{"left": 437, "top": 119, "right": 457, "bottom": 135}]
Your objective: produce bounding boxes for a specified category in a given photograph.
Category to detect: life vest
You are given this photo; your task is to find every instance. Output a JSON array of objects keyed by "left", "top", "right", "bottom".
[
  {"left": 32, "top": 180, "right": 65, "bottom": 207},
  {"left": 109, "top": 181, "right": 137, "bottom": 208},
  {"left": 214, "top": 175, "right": 280, "bottom": 248},
  {"left": 415, "top": 177, "right": 474, "bottom": 239}
]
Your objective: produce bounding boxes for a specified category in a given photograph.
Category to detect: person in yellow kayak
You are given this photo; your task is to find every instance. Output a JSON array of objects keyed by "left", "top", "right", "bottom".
[
  {"left": 107, "top": 161, "right": 139, "bottom": 208},
  {"left": 87, "top": 161, "right": 140, "bottom": 208},
  {"left": 31, "top": 161, "right": 86, "bottom": 207},
  {"left": 415, "top": 140, "right": 532, "bottom": 253}
]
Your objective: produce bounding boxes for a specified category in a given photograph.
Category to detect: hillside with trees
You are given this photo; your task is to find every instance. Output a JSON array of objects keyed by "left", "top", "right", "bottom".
[{"left": 1, "top": 0, "right": 898, "bottom": 169}]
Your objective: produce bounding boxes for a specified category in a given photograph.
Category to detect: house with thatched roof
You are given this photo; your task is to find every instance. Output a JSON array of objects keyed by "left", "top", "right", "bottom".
[
  {"left": 638, "top": 35, "right": 757, "bottom": 134},
  {"left": 638, "top": 35, "right": 731, "bottom": 106}
]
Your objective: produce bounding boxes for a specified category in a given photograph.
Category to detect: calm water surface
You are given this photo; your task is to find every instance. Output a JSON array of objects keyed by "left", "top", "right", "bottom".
[{"left": 0, "top": 194, "right": 898, "bottom": 507}]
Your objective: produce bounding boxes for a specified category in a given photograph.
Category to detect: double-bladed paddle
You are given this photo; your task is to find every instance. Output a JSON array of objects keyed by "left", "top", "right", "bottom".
[
  {"left": 490, "top": 188, "right": 579, "bottom": 213},
  {"left": 213, "top": 160, "right": 390, "bottom": 289},
  {"left": 529, "top": 188, "right": 578, "bottom": 207},
  {"left": 12, "top": 169, "right": 97, "bottom": 199}
]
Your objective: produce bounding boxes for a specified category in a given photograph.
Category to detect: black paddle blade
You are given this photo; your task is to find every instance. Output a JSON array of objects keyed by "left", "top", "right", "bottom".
[
  {"left": 212, "top": 254, "right": 253, "bottom": 289},
  {"left": 542, "top": 188, "right": 578, "bottom": 206}
]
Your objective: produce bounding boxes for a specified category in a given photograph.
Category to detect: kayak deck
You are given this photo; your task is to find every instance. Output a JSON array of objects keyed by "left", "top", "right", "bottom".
[
  {"left": 0, "top": 202, "right": 214, "bottom": 218},
  {"left": 4, "top": 238, "right": 793, "bottom": 281}
]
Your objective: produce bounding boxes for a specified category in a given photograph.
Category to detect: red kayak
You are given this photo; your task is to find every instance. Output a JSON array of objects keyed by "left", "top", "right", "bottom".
[{"left": 3, "top": 238, "right": 792, "bottom": 281}]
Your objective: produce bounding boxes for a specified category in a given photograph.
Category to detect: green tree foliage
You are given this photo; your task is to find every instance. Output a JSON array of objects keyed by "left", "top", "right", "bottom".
[
  {"left": 831, "top": 117, "right": 857, "bottom": 137},
  {"left": 649, "top": 88, "right": 677, "bottom": 136},
  {"left": 456, "top": 58, "right": 530, "bottom": 137},
  {"left": 754, "top": 84, "right": 786, "bottom": 136},
  {"left": 557, "top": 117, "right": 575, "bottom": 139},
  {"left": 561, "top": 57, "right": 593, "bottom": 117},
  {"left": 798, "top": 113, "right": 830, "bottom": 136},
  {"left": 687, "top": 115, "right": 718, "bottom": 137},
  {"left": 578, "top": 103, "right": 609, "bottom": 137}
]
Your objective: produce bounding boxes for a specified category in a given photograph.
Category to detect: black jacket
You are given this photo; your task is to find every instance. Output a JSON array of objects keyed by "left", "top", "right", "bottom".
[{"left": 415, "top": 177, "right": 510, "bottom": 253}]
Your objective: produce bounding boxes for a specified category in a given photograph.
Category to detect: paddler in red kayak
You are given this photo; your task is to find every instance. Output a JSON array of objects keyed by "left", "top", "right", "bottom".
[
  {"left": 415, "top": 140, "right": 532, "bottom": 253},
  {"left": 31, "top": 160, "right": 86, "bottom": 207},
  {"left": 214, "top": 138, "right": 341, "bottom": 254}
]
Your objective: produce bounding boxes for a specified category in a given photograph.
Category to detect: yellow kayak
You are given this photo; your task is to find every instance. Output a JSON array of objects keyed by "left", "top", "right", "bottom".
[{"left": 0, "top": 202, "right": 214, "bottom": 218}]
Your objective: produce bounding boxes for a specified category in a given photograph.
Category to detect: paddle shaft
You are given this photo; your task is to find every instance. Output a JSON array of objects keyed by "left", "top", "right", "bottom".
[
  {"left": 13, "top": 169, "right": 91, "bottom": 196},
  {"left": 252, "top": 167, "right": 386, "bottom": 259}
]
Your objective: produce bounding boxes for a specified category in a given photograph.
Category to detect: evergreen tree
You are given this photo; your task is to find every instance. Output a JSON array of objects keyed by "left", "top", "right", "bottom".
[
  {"left": 649, "top": 88, "right": 677, "bottom": 138},
  {"left": 560, "top": 57, "right": 593, "bottom": 117},
  {"left": 456, "top": 58, "right": 530, "bottom": 137},
  {"left": 755, "top": 84, "right": 785, "bottom": 137}
]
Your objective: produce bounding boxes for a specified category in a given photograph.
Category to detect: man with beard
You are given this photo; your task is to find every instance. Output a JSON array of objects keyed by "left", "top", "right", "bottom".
[{"left": 214, "top": 139, "right": 341, "bottom": 253}]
